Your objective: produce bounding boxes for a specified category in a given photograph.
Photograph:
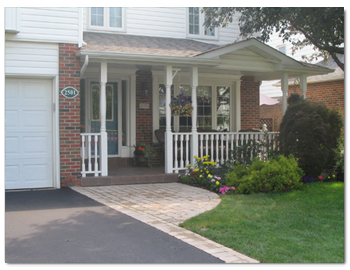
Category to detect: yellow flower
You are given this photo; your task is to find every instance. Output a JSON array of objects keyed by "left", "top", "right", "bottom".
[
  {"left": 333, "top": 175, "right": 336, "bottom": 177},
  {"left": 208, "top": 174, "right": 212, "bottom": 178},
  {"left": 186, "top": 164, "right": 191, "bottom": 167},
  {"left": 194, "top": 155, "right": 198, "bottom": 159},
  {"left": 200, "top": 175, "right": 203, "bottom": 178},
  {"left": 194, "top": 169, "right": 199, "bottom": 172},
  {"left": 216, "top": 181, "right": 219, "bottom": 185},
  {"left": 206, "top": 171, "right": 209, "bottom": 174}
]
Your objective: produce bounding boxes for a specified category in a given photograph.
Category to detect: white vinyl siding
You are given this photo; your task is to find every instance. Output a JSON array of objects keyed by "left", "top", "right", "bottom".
[
  {"left": 83, "top": 7, "right": 241, "bottom": 44},
  {"left": 5, "top": 41, "right": 59, "bottom": 76},
  {"left": 5, "top": 7, "right": 80, "bottom": 44}
]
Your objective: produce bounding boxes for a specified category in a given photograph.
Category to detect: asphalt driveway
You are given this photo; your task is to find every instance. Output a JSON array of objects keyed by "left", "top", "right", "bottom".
[{"left": 5, "top": 188, "right": 223, "bottom": 263}]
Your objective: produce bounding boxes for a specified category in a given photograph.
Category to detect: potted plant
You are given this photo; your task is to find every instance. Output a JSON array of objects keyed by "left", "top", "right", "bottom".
[
  {"left": 131, "top": 143, "right": 158, "bottom": 167},
  {"left": 169, "top": 94, "right": 193, "bottom": 116}
]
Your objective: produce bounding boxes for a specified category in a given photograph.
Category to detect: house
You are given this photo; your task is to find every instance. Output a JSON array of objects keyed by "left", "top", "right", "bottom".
[
  {"left": 261, "top": 55, "right": 344, "bottom": 131},
  {"left": 4, "top": 7, "right": 334, "bottom": 189}
]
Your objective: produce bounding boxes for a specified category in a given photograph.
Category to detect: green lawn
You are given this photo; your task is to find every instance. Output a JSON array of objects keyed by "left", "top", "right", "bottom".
[{"left": 180, "top": 182, "right": 344, "bottom": 263}]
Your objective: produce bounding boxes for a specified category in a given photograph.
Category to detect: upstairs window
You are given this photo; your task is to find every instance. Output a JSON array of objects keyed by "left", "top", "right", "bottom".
[
  {"left": 187, "top": 7, "right": 218, "bottom": 39},
  {"left": 89, "top": 7, "right": 125, "bottom": 31}
]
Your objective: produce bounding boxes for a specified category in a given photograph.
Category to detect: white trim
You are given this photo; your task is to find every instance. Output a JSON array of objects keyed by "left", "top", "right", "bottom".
[
  {"left": 130, "top": 74, "right": 137, "bottom": 153},
  {"left": 5, "top": 7, "right": 20, "bottom": 33},
  {"left": 53, "top": 76, "right": 60, "bottom": 188},
  {"left": 117, "top": 79, "right": 123, "bottom": 157}
]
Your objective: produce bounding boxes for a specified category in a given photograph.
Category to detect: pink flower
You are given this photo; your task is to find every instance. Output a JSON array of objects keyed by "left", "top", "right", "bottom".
[
  {"left": 232, "top": 187, "right": 236, "bottom": 190},
  {"left": 211, "top": 179, "right": 215, "bottom": 182},
  {"left": 217, "top": 177, "right": 221, "bottom": 180}
]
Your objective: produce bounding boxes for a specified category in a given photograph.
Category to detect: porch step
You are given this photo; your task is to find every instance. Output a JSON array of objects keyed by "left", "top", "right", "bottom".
[{"left": 81, "top": 166, "right": 181, "bottom": 187}]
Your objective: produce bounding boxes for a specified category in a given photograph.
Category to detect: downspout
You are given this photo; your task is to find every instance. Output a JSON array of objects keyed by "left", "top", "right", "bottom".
[{"left": 80, "top": 55, "right": 89, "bottom": 77}]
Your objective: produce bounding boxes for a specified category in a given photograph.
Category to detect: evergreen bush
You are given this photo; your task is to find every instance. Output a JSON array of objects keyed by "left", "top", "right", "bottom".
[{"left": 279, "top": 101, "right": 343, "bottom": 177}]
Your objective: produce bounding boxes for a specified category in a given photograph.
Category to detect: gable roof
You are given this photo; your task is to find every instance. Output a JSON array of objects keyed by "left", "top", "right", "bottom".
[
  {"left": 81, "top": 32, "right": 219, "bottom": 57},
  {"left": 79, "top": 32, "right": 334, "bottom": 78}
]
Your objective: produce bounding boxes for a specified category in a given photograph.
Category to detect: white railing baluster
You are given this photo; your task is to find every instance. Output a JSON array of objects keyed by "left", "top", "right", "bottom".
[
  {"left": 94, "top": 135, "right": 99, "bottom": 176},
  {"left": 180, "top": 134, "right": 184, "bottom": 169},
  {"left": 185, "top": 134, "right": 189, "bottom": 166},
  {"left": 81, "top": 133, "right": 102, "bottom": 177},
  {"left": 174, "top": 134, "right": 178, "bottom": 173},
  {"left": 88, "top": 135, "right": 92, "bottom": 173},
  {"left": 200, "top": 133, "right": 203, "bottom": 158},
  {"left": 81, "top": 136, "right": 86, "bottom": 177}
]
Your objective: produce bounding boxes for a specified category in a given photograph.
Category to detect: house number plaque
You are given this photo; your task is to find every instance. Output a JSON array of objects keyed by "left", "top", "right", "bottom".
[{"left": 61, "top": 87, "right": 79, "bottom": 99}]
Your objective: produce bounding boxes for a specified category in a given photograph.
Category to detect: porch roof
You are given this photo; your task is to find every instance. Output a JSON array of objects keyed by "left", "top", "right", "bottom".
[{"left": 78, "top": 32, "right": 334, "bottom": 79}]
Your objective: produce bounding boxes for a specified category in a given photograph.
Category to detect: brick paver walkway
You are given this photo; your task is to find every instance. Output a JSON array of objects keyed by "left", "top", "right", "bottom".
[{"left": 71, "top": 183, "right": 259, "bottom": 263}]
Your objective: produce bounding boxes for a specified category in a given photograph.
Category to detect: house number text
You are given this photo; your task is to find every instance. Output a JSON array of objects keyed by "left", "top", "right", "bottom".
[{"left": 61, "top": 87, "right": 79, "bottom": 99}]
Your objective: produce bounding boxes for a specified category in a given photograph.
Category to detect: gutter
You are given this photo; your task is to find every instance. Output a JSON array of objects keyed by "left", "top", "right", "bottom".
[
  {"left": 80, "top": 55, "right": 89, "bottom": 77},
  {"left": 75, "top": 51, "right": 222, "bottom": 67}
]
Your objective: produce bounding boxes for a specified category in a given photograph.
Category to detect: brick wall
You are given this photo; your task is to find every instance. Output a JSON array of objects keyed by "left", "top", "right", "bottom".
[
  {"left": 240, "top": 76, "right": 261, "bottom": 130},
  {"left": 260, "top": 79, "right": 344, "bottom": 131},
  {"left": 59, "top": 43, "right": 81, "bottom": 187},
  {"left": 135, "top": 70, "right": 163, "bottom": 165},
  {"left": 290, "top": 80, "right": 344, "bottom": 117}
]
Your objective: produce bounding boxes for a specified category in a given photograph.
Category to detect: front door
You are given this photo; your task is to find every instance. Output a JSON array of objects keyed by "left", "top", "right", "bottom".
[{"left": 90, "top": 81, "right": 121, "bottom": 156}]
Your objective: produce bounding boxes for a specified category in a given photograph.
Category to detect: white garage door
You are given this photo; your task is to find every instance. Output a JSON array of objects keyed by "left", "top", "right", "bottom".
[{"left": 5, "top": 79, "right": 54, "bottom": 189}]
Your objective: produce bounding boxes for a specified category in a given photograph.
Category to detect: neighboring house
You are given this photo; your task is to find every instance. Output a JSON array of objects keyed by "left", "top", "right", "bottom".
[
  {"left": 5, "top": 7, "right": 333, "bottom": 189},
  {"left": 260, "top": 31, "right": 322, "bottom": 98},
  {"left": 262, "top": 54, "right": 344, "bottom": 131}
]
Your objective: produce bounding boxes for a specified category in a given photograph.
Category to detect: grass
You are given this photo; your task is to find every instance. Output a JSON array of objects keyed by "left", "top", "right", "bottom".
[{"left": 179, "top": 182, "right": 344, "bottom": 263}]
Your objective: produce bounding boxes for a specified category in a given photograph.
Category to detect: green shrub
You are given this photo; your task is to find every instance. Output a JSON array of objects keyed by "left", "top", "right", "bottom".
[
  {"left": 334, "top": 137, "right": 344, "bottom": 182},
  {"left": 225, "top": 155, "right": 303, "bottom": 194},
  {"left": 279, "top": 101, "right": 343, "bottom": 177}
]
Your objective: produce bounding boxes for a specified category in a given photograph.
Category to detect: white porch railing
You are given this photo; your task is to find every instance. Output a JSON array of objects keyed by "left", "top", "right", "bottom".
[
  {"left": 81, "top": 133, "right": 101, "bottom": 177},
  {"left": 170, "top": 131, "right": 279, "bottom": 173}
]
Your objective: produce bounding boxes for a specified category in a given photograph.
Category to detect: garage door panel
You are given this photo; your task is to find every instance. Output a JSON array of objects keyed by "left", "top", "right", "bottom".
[
  {"left": 5, "top": 164, "right": 20, "bottom": 183},
  {"left": 23, "top": 159, "right": 53, "bottom": 182},
  {"left": 23, "top": 135, "right": 51, "bottom": 156},
  {"left": 5, "top": 78, "right": 54, "bottom": 189}
]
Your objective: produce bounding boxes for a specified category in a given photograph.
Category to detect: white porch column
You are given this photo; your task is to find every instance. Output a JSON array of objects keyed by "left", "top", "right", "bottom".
[
  {"left": 281, "top": 73, "right": 289, "bottom": 115},
  {"left": 300, "top": 74, "right": 307, "bottom": 99},
  {"left": 190, "top": 67, "right": 199, "bottom": 165},
  {"left": 164, "top": 65, "right": 173, "bottom": 173},
  {"left": 100, "top": 62, "right": 108, "bottom": 176}
]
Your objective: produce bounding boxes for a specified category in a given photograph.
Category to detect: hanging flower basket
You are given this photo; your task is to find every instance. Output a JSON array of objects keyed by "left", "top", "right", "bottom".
[{"left": 169, "top": 94, "right": 193, "bottom": 116}]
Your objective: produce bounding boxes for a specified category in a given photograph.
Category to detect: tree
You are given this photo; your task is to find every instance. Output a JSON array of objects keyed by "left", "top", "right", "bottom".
[{"left": 203, "top": 7, "right": 344, "bottom": 71}]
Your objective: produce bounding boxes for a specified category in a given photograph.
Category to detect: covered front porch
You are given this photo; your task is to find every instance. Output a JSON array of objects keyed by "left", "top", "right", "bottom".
[{"left": 77, "top": 34, "right": 333, "bottom": 182}]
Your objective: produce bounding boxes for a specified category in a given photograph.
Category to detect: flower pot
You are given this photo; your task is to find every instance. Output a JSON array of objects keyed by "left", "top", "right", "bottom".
[{"left": 134, "top": 154, "right": 149, "bottom": 167}]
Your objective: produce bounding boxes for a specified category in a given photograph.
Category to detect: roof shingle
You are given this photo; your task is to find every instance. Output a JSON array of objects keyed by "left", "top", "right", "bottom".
[{"left": 82, "top": 32, "right": 219, "bottom": 57}]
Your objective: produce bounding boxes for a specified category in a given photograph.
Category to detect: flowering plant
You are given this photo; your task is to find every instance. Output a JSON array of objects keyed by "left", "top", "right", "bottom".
[
  {"left": 181, "top": 155, "right": 235, "bottom": 194},
  {"left": 169, "top": 94, "right": 193, "bottom": 116},
  {"left": 131, "top": 143, "right": 157, "bottom": 159}
]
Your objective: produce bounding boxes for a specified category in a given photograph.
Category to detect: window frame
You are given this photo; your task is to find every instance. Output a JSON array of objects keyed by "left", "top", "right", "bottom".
[
  {"left": 88, "top": 7, "right": 126, "bottom": 32},
  {"left": 186, "top": 7, "right": 219, "bottom": 40},
  {"left": 154, "top": 76, "right": 235, "bottom": 136}
]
